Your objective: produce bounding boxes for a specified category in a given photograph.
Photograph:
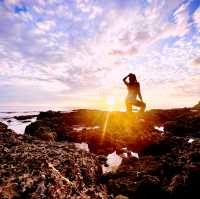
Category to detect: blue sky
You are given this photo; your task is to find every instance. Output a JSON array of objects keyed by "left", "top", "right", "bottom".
[{"left": 0, "top": 0, "right": 200, "bottom": 109}]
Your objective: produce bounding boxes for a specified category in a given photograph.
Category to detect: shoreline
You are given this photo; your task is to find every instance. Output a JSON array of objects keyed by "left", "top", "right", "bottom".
[{"left": 1, "top": 106, "right": 200, "bottom": 198}]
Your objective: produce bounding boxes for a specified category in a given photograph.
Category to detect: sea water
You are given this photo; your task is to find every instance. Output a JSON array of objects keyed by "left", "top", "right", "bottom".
[{"left": 0, "top": 106, "right": 72, "bottom": 134}]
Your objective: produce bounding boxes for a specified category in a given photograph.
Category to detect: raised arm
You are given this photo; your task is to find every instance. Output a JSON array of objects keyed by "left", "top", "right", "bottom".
[{"left": 123, "top": 74, "right": 129, "bottom": 85}]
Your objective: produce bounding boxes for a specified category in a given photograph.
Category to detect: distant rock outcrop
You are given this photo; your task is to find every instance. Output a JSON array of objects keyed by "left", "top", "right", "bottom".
[{"left": 193, "top": 101, "right": 200, "bottom": 109}]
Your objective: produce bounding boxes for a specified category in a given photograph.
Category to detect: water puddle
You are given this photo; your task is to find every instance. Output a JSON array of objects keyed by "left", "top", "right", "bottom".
[
  {"left": 188, "top": 138, "right": 194, "bottom": 143},
  {"left": 154, "top": 126, "right": 164, "bottom": 132},
  {"left": 102, "top": 151, "right": 122, "bottom": 174},
  {"left": 102, "top": 148, "right": 139, "bottom": 174}
]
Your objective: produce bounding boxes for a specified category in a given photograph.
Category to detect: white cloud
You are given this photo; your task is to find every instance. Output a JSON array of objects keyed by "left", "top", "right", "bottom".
[
  {"left": 76, "top": 0, "right": 103, "bottom": 19},
  {"left": 0, "top": 0, "right": 199, "bottom": 108},
  {"left": 36, "top": 20, "right": 56, "bottom": 31}
]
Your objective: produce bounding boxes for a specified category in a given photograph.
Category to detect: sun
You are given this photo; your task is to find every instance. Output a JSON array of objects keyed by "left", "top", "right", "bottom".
[{"left": 106, "top": 96, "right": 116, "bottom": 106}]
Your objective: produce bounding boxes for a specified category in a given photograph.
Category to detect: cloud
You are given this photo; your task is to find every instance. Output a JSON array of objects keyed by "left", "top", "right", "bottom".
[
  {"left": 100, "top": 0, "right": 191, "bottom": 59},
  {"left": 36, "top": 20, "right": 56, "bottom": 31},
  {"left": 110, "top": 46, "right": 138, "bottom": 56},
  {"left": 6, "top": 0, "right": 19, "bottom": 5},
  {"left": 191, "top": 57, "right": 200, "bottom": 66},
  {"left": 0, "top": 0, "right": 199, "bottom": 108}
]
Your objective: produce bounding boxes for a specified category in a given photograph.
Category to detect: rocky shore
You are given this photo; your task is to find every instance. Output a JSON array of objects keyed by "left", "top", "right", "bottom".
[
  {"left": 1, "top": 105, "right": 200, "bottom": 198},
  {"left": 0, "top": 122, "right": 108, "bottom": 198}
]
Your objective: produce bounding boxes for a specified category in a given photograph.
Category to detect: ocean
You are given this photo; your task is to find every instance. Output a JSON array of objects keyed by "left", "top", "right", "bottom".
[{"left": 0, "top": 106, "right": 73, "bottom": 134}]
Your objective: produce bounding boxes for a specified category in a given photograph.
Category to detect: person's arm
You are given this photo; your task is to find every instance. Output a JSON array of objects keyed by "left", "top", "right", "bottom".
[
  {"left": 123, "top": 74, "right": 130, "bottom": 85},
  {"left": 138, "top": 83, "right": 143, "bottom": 101}
]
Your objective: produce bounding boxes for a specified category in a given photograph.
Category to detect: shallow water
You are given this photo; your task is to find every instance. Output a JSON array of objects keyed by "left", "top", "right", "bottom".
[
  {"left": 0, "top": 111, "right": 38, "bottom": 134},
  {"left": 0, "top": 106, "right": 72, "bottom": 134}
]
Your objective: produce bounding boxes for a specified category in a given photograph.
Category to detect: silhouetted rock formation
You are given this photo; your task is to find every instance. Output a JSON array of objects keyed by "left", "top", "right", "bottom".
[
  {"left": 25, "top": 110, "right": 162, "bottom": 155},
  {"left": 193, "top": 101, "right": 200, "bottom": 109}
]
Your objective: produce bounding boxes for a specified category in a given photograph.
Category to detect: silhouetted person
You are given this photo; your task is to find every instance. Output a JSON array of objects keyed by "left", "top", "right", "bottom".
[{"left": 123, "top": 73, "right": 146, "bottom": 112}]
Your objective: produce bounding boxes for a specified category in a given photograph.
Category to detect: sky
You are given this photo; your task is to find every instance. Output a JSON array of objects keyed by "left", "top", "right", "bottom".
[{"left": 0, "top": 0, "right": 200, "bottom": 110}]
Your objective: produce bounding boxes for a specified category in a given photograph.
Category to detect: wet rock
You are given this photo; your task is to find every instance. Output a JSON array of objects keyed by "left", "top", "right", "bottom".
[{"left": 22, "top": 120, "right": 32, "bottom": 123}]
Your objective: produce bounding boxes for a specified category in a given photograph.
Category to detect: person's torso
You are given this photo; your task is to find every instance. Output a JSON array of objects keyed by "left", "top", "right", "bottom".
[{"left": 126, "top": 82, "right": 139, "bottom": 99}]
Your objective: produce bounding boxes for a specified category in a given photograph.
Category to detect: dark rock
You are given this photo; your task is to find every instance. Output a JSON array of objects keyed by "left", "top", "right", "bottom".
[
  {"left": 37, "top": 110, "right": 63, "bottom": 120},
  {"left": 193, "top": 101, "right": 200, "bottom": 109},
  {"left": 22, "top": 120, "right": 31, "bottom": 123},
  {"left": 25, "top": 119, "right": 71, "bottom": 142},
  {"left": 25, "top": 110, "right": 162, "bottom": 155},
  {"left": 0, "top": 122, "right": 7, "bottom": 132},
  {"left": 14, "top": 115, "right": 37, "bottom": 121},
  {"left": 104, "top": 135, "right": 200, "bottom": 199},
  {"left": 0, "top": 130, "right": 109, "bottom": 198},
  {"left": 164, "top": 112, "right": 200, "bottom": 136},
  {"left": 17, "top": 108, "right": 200, "bottom": 197}
]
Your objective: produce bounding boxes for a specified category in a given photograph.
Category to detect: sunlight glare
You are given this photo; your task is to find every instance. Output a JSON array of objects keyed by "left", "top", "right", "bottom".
[{"left": 106, "top": 96, "right": 116, "bottom": 106}]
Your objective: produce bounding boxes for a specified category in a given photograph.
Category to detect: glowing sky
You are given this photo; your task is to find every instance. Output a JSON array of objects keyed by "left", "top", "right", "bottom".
[{"left": 0, "top": 0, "right": 200, "bottom": 109}]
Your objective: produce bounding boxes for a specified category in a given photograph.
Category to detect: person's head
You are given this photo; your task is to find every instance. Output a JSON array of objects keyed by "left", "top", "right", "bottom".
[{"left": 129, "top": 73, "right": 137, "bottom": 83}]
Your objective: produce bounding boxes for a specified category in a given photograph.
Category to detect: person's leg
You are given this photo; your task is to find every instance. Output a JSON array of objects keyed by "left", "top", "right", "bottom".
[
  {"left": 133, "top": 100, "right": 146, "bottom": 113},
  {"left": 140, "top": 102, "right": 146, "bottom": 113},
  {"left": 125, "top": 100, "right": 132, "bottom": 112}
]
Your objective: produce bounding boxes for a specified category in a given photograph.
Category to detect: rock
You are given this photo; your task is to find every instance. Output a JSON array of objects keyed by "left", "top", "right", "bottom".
[
  {"left": 14, "top": 108, "right": 200, "bottom": 197},
  {"left": 104, "top": 135, "right": 200, "bottom": 198},
  {"left": 193, "top": 101, "right": 200, "bottom": 109},
  {"left": 14, "top": 115, "right": 37, "bottom": 121},
  {"left": 25, "top": 119, "right": 71, "bottom": 142},
  {"left": 164, "top": 112, "right": 200, "bottom": 136},
  {"left": 37, "top": 110, "right": 63, "bottom": 120},
  {"left": 0, "top": 122, "right": 7, "bottom": 132},
  {"left": 25, "top": 110, "right": 162, "bottom": 155},
  {"left": 0, "top": 130, "right": 109, "bottom": 198}
]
